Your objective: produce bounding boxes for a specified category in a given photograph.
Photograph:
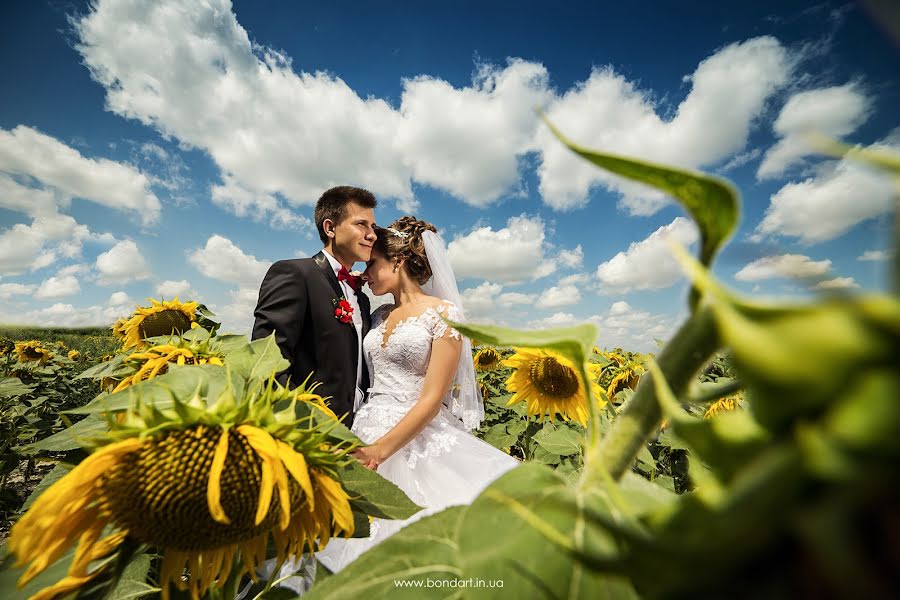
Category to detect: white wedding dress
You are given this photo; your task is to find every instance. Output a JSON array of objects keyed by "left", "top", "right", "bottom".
[{"left": 315, "top": 302, "right": 520, "bottom": 573}]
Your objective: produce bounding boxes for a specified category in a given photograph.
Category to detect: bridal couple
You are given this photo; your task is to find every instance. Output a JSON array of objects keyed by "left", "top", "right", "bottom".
[{"left": 251, "top": 186, "right": 518, "bottom": 576}]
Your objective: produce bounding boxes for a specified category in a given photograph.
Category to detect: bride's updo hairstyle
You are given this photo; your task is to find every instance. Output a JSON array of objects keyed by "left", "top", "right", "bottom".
[{"left": 373, "top": 216, "right": 438, "bottom": 285}]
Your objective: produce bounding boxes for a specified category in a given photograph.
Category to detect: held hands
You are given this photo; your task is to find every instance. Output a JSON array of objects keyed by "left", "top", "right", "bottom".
[{"left": 352, "top": 443, "right": 389, "bottom": 470}]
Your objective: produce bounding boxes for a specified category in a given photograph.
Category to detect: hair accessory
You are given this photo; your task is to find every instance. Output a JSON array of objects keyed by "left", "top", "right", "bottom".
[{"left": 387, "top": 227, "right": 410, "bottom": 238}]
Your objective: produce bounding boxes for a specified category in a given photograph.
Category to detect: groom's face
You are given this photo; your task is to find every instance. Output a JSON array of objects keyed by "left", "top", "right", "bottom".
[{"left": 329, "top": 201, "right": 377, "bottom": 264}]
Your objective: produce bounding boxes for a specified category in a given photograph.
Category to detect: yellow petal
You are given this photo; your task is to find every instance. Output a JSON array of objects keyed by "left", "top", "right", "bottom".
[
  {"left": 276, "top": 440, "right": 314, "bottom": 511},
  {"left": 207, "top": 429, "right": 231, "bottom": 525}
]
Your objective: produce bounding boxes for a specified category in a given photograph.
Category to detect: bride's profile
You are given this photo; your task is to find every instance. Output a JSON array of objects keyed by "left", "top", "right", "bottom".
[{"left": 315, "top": 216, "right": 519, "bottom": 573}]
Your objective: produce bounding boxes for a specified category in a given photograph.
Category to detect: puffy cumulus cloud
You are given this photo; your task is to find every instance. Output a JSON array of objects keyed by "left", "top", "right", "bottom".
[
  {"left": 595, "top": 301, "right": 676, "bottom": 352},
  {"left": 35, "top": 272, "right": 81, "bottom": 300},
  {"left": 208, "top": 287, "right": 258, "bottom": 337},
  {"left": 758, "top": 83, "right": 871, "bottom": 180},
  {"left": 459, "top": 281, "right": 537, "bottom": 321},
  {"left": 108, "top": 291, "right": 133, "bottom": 307},
  {"left": 735, "top": 254, "right": 832, "bottom": 282},
  {"left": 754, "top": 137, "right": 897, "bottom": 243},
  {"left": 397, "top": 60, "right": 552, "bottom": 205},
  {"left": 74, "top": 2, "right": 802, "bottom": 217},
  {"left": 188, "top": 235, "right": 271, "bottom": 289},
  {"left": 814, "top": 276, "right": 859, "bottom": 290},
  {"left": 95, "top": 240, "right": 152, "bottom": 285},
  {"left": 858, "top": 250, "right": 892, "bottom": 261},
  {"left": 210, "top": 175, "right": 313, "bottom": 232},
  {"left": 0, "top": 126, "right": 161, "bottom": 225},
  {"left": 155, "top": 279, "right": 194, "bottom": 299},
  {"left": 0, "top": 292, "right": 141, "bottom": 328},
  {"left": 0, "top": 282, "right": 36, "bottom": 300},
  {"left": 556, "top": 245, "right": 584, "bottom": 269},
  {"left": 448, "top": 215, "right": 575, "bottom": 283},
  {"left": 595, "top": 217, "right": 699, "bottom": 293},
  {"left": 0, "top": 176, "right": 117, "bottom": 275},
  {"left": 75, "top": 0, "right": 411, "bottom": 211},
  {"left": 536, "top": 285, "right": 581, "bottom": 309},
  {"left": 536, "top": 37, "right": 793, "bottom": 214}
]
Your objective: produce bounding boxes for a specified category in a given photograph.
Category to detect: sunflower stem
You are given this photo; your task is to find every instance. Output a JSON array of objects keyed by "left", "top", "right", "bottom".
[{"left": 590, "top": 305, "right": 719, "bottom": 481}]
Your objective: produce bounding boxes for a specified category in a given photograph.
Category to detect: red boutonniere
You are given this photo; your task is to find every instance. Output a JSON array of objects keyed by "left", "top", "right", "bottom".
[{"left": 333, "top": 297, "right": 354, "bottom": 324}]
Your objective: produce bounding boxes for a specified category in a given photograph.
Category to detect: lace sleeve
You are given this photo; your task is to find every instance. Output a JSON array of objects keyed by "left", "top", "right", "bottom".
[{"left": 431, "top": 303, "right": 462, "bottom": 341}]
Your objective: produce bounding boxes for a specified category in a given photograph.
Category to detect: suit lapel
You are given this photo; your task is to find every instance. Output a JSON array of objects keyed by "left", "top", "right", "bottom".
[{"left": 314, "top": 251, "right": 344, "bottom": 300}]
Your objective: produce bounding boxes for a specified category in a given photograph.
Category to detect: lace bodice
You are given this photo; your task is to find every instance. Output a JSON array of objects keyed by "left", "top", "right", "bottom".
[{"left": 363, "top": 302, "right": 462, "bottom": 398}]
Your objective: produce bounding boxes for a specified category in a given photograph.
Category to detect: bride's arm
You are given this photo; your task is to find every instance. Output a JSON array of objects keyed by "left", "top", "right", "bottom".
[{"left": 353, "top": 332, "right": 462, "bottom": 469}]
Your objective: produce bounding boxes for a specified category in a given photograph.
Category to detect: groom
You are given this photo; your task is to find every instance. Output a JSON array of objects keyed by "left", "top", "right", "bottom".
[{"left": 251, "top": 186, "right": 377, "bottom": 428}]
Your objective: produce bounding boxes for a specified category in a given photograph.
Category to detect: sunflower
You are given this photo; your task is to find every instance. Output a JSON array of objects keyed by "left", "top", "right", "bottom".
[
  {"left": 704, "top": 396, "right": 741, "bottom": 419},
  {"left": 119, "top": 298, "right": 199, "bottom": 351},
  {"left": 14, "top": 341, "right": 54, "bottom": 365},
  {"left": 473, "top": 347, "right": 503, "bottom": 371},
  {"left": 110, "top": 319, "right": 126, "bottom": 342},
  {"left": 67, "top": 350, "right": 80, "bottom": 361},
  {"left": 9, "top": 377, "right": 356, "bottom": 600},
  {"left": 112, "top": 342, "right": 224, "bottom": 393},
  {"left": 503, "top": 348, "right": 604, "bottom": 425}
]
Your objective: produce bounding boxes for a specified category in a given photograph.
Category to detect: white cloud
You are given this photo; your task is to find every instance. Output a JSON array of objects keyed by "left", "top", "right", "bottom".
[
  {"left": 108, "top": 291, "right": 133, "bottom": 307},
  {"left": 556, "top": 245, "right": 584, "bottom": 269},
  {"left": 155, "top": 279, "right": 194, "bottom": 299},
  {"left": 814, "top": 276, "right": 859, "bottom": 290},
  {"left": 528, "top": 312, "right": 583, "bottom": 328},
  {"left": 35, "top": 272, "right": 81, "bottom": 300},
  {"left": 498, "top": 292, "right": 534, "bottom": 306},
  {"left": 595, "top": 301, "right": 677, "bottom": 352},
  {"left": 95, "top": 240, "right": 152, "bottom": 285},
  {"left": 758, "top": 83, "right": 871, "bottom": 180},
  {"left": 210, "top": 175, "right": 313, "bottom": 232},
  {"left": 74, "top": 2, "right": 802, "bottom": 216},
  {"left": 558, "top": 272, "right": 591, "bottom": 286},
  {"left": 188, "top": 235, "right": 271, "bottom": 289},
  {"left": 754, "top": 140, "right": 896, "bottom": 243},
  {"left": 536, "top": 285, "right": 580, "bottom": 309},
  {"left": 858, "top": 249, "right": 891, "bottom": 262},
  {"left": 209, "top": 287, "right": 258, "bottom": 336},
  {"left": 75, "top": 0, "right": 413, "bottom": 211},
  {"left": 735, "top": 254, "right": 832, "bottom": 281},
  {"left": 0, "top": 282, "right": 35, "bottom": 300},
  {"left": 448, "top": 215, "right": 560, "bottom": 283},
  {"left": 0, "top": 176, "right": 118, "bottom": 275},
  {"left": 397, "top": 61, "right": 552, "bottom": 205},
  {"left": 595, "top": 217, "right": 699, "bottom": 293},
  {"left": 536, "top": 37, "right": 793, "bottom": 214},
  {"left": 459, "top": 282, "right": 504, "bottom": 318},
  {"left": 0, "top": 126, "right": 161, "bottom": 225}
]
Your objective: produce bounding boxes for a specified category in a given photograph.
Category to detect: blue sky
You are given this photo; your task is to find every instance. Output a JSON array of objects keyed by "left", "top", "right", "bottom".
[{"left": 1, "top": 0, "right": 897, "bottom": 351}]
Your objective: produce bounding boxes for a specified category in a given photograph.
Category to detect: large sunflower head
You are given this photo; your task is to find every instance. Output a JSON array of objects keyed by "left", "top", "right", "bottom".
[
  {"left": 9, "top": 375, "right": 356, "bottom": 600},
  {"left": 119, "top": 297, "right": 199, "bottom": 351},
  {"left": 14, "top": 340, "right": 54, "bottom": 365},
  {"left": 473, "top": 347, "right": 503, "bottom": 371},
  {"left": 503, "top": 348, "right": 604, "bottom": 425}
]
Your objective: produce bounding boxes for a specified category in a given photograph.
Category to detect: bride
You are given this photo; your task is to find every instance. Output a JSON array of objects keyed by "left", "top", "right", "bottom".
[{"left": 315, "top": 216, "right": 520, "bottom": 573}]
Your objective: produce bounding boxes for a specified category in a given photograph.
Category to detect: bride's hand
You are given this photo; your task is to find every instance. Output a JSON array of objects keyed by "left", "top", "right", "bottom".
[{"left": 352, "top": 444, "right": 387, "bottom": 470}]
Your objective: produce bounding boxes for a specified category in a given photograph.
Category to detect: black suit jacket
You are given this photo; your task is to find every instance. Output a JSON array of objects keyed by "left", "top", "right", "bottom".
[{"left": 251, "top": 251, "right": 371, "bottom": 427}]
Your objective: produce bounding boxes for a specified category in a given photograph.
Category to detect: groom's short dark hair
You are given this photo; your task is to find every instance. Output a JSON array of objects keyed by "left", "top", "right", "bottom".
[{"left": 314, "top": 186, "right": 377, "bottom": 244}]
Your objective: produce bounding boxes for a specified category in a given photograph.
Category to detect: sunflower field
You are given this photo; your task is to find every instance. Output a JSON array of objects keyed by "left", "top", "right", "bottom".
[{"left": 0, "top": 126, "right": 898, "bottom": 599}]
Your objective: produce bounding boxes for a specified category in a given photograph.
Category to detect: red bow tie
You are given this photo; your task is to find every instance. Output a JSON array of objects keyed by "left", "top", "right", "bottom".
[{"left": 337, "top": 266, "right": 362, "bottom": 292}]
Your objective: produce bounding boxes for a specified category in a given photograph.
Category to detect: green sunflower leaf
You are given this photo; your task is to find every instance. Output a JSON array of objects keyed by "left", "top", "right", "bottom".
[
  {"left": 340, "top": 460, "right": 423, "bottom": 520},
  {"left": 448, "top": 321, "right": 597, "bottom": 367},
  {"left": 541, "top": 116, "right": 739, "bottom": 273}
]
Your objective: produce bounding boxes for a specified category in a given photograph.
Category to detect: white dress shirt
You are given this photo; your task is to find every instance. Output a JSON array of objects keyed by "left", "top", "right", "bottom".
[{"left": 322, "top": 250, "right": 365, "bottom": 412}]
